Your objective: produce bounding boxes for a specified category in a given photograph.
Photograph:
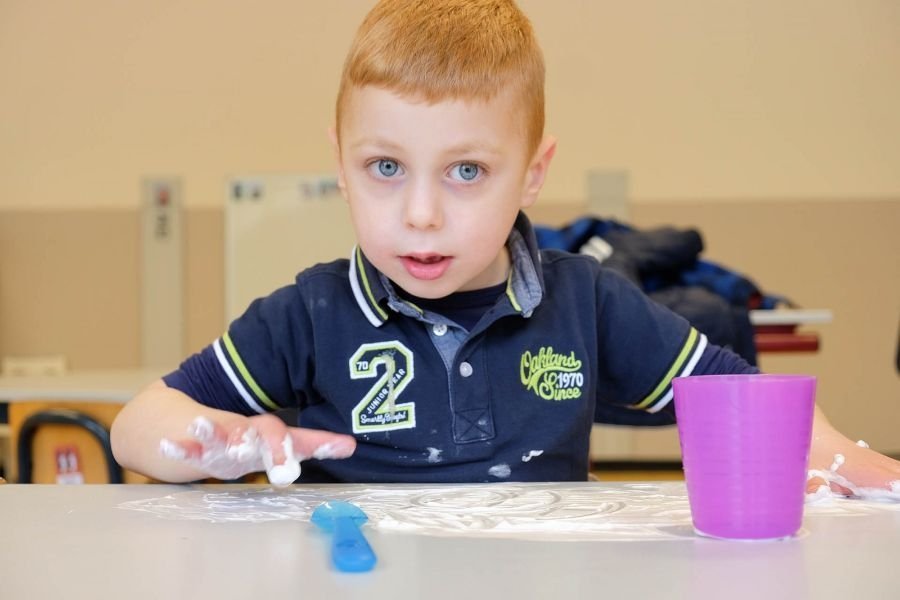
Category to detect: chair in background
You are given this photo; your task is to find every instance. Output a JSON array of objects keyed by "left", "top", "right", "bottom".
[
  {"left": 16, "top": 408, "right": 123, "bottom": 483},
  {"left": 0, "top": 355, "right": 69, "bottom": 479}
]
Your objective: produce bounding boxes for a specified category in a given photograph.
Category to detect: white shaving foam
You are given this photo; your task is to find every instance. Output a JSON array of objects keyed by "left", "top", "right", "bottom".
[
  {"left": 488, "top": 464, "right": 511, "bottom": 479},
  {"left": 860, "top": 481, "right": 900, "bottom": 501},
  {"left": 806, "top": 452, "right": 900, "bottom": 503},
  {"left": 830, "top": 453, "right": 845, "bottom": 472},
  {"left": 426, "top": 447, "right": 443, "bottom": 463},
  {"left": 312, "top": 442, "right": 338, "bottom": 460},
  {"left": 159, "top": 439, "right": 186, "bottom": 460},
  {"left": 264, "top": 436, "right": 301, "bottom": 487},
  {"left": 805, "top": 484, "right": 835, "bottom": 506},
  {"left": 226, "top": 428, "right": 259, "bottom": 462},
  {"left": 119, "top": 481, "right": 900, "bottom": 541},
  {"left": 522, "top": 450, "right": 544, "bottom": 463},
  {"left": 311, "top": 440, "right": 354, "bottom": 460},
  {"left": 189, "top": 416, "right": 214, "bottom": 441}
]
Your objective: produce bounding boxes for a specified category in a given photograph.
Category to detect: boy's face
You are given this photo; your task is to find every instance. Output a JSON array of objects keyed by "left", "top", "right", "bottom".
[{"left": 333, "top": 85, "right": 556, "bottom": 299}]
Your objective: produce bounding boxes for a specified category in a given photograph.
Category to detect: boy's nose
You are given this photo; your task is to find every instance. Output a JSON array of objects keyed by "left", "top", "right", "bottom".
[{"left": 403, "top": 182, "right": 443, "bottom": 230}]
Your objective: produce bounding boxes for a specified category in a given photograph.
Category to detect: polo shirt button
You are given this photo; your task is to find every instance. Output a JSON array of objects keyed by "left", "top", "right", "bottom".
[
  {"left": 433, "top": 323, "right": 448, "bottom": 336},
  {"left": 459, "top": 361, "right": 473, "bottom": 377}
]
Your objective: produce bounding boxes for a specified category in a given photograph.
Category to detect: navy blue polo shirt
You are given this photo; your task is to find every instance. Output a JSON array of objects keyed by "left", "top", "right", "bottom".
[{"left": 166, "top": 213, "right": 749, "bottom": 483}]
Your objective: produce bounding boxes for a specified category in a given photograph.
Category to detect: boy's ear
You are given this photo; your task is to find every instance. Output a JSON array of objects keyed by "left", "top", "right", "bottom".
[
  {"left": 520, "top": 135, "right": 557, "bottom": 209},
  {"left": 328, "top": 126, "right": 348, "bottom": 200}
]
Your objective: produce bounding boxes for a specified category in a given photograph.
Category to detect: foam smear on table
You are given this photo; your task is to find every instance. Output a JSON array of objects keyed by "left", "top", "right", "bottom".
[{"left": 118, "top": 481, "right": 900, "bottom": 542}]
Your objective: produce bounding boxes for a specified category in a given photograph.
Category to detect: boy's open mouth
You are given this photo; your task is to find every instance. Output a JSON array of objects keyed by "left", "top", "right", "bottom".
[{"left": 400, "top": 253, "right": 452, "bottom": 280}]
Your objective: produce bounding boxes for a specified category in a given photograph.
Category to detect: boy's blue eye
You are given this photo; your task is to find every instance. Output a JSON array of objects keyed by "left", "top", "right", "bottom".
[
  {"left": 451, "top": 162, "right": 481, "bottom": 182},
  {"left": 376, "top": 159, "right": 400, "bottom": 177}
]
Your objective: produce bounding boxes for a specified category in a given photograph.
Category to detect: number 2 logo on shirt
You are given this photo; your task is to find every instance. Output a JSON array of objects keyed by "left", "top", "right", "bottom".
[{"left": 349, "top": 341, "right": 416, "bottom": 433}]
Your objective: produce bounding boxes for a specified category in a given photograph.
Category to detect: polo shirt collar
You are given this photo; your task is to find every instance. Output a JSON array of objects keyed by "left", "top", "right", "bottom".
[
  {"left": 349, "top": 211, "right": 545, "bottom": 327},
  {"left": 348, "top": 245, "right": 391, "bottom": 327},
  {"left": 504, "top": 211, "right": 544, "bottom": 317}
]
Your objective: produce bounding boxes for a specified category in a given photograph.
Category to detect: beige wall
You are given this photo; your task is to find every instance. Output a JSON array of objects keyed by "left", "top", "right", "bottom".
[
  {"left": 1, "top": 3, "right": 898, "bottom": 452},
  {"left": 0, "top": 208, "right": 223, "bottom": 365},
  {"left": 2, "top": 0, "right": 899, "bottom": 211},
  {"left": 2, "top": 200, "right": 898, "bottom": 453},
  {"left": 0, "top": 210, "right": 141, "bottom": 367}
]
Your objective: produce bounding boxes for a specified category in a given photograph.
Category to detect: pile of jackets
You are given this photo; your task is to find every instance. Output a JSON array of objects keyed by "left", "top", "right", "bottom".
[{"left": 534, "top": 217, "right": 787, "bottom": 367}]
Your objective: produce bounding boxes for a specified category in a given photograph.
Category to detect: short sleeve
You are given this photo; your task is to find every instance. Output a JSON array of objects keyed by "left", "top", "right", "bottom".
[
  {"left": 164, "top": 283, "right": 315, "bottom": 416},
  {"left": 218, "top": 283, "right": 315, "bottom": 413},
  {"left": 594, "top": 269, "right": 707, "bottom": 417}
]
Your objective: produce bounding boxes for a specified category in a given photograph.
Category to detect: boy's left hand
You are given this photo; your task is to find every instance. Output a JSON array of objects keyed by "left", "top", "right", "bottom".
[{"left": 807, "top": 407, "right": 900, "bottom": 495}]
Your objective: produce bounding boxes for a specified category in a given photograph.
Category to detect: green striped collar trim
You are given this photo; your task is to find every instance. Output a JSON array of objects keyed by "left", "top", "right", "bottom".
[
  {"left": 350, "top": 246, "right": 389, "bottom": 326},
  {"left": 505, "top": 272, "right": 523, "bottom": 312},
  {"left": 400, "top": 299, "right": 424, "bottom": 315}
]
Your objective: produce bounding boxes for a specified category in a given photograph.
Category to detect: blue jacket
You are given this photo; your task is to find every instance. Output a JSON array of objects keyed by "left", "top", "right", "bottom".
[{"left": 533, "top": 217, "right": 782, "bottom": 308}]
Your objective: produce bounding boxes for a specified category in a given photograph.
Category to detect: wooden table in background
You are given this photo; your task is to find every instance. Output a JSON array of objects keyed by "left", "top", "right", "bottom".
[{"left": 750, "top": 309, "right": 832, "bottom": 353}]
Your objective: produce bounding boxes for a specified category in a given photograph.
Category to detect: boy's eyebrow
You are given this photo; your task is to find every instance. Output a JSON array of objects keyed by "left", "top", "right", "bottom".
[
  {"left": 349, "top": 137, "right": 504, "bottom": 157},
  {"left": 444, "top": 141, "right": 504, "bottom": 157},
  {"left": 349, "top": 137, "right": 405, "bottom": 153}
]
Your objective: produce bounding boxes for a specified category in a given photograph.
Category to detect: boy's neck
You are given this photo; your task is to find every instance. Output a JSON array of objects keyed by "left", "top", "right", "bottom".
[
  {"left": 397, "top": 280, "right": 508, "bottom": 332},
  {"left": 397, "top": 280, "right": 508, "bottom": 303}
]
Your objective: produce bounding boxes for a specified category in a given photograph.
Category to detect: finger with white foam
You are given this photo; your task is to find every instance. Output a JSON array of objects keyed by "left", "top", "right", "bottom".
[
  {"left": 290, "top": 429, "right": 357, "bottom": 461},
  {"left": 319, "top": 441, "right": 354, "bottom": 459},
  {"left": 264, "top": 435, "right": 302, "bottom": 487},
  {"left": 226, "top": 427, "right": 260, "bottom": 463},
  {"left": 312, "top": 442, "right": 344, "bottom": 460}
]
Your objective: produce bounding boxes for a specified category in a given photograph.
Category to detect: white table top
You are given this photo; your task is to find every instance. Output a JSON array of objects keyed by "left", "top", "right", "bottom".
[
  {"left": 0, "top": 368, "right": 168, "bottom": 403},
  {"left": 1, "top": 482, "right": 897, "bottom": 600}
]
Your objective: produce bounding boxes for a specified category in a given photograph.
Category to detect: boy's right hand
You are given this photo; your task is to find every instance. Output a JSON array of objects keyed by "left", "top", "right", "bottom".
[{"left": 158, "top": 413, "right": 356, "bottom": 486}]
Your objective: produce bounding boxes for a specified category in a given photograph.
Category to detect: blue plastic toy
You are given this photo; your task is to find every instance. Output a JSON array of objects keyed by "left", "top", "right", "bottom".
[{"left": 310, "top": 500, "right": 377, "bottom": 573}]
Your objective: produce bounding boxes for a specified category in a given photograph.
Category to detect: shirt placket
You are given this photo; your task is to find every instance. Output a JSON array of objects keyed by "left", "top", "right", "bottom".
[{"left": 392, "top": 301, "right": 496, "bottom": 444}]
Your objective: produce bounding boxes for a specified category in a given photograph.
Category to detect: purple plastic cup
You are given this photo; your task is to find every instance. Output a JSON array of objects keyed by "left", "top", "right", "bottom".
[{"left": 673, "top": 374, "right": 816, "bottom": 540}]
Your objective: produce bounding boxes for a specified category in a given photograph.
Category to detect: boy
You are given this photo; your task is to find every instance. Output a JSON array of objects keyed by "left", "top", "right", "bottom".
[{"left": 111, "top": 0, "right": 899, "bottom": 491}]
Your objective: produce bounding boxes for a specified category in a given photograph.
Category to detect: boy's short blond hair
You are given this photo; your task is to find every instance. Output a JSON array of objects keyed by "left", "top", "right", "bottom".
[{"left": 336, "top": 0, "right": 545, "bottom": 156}]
